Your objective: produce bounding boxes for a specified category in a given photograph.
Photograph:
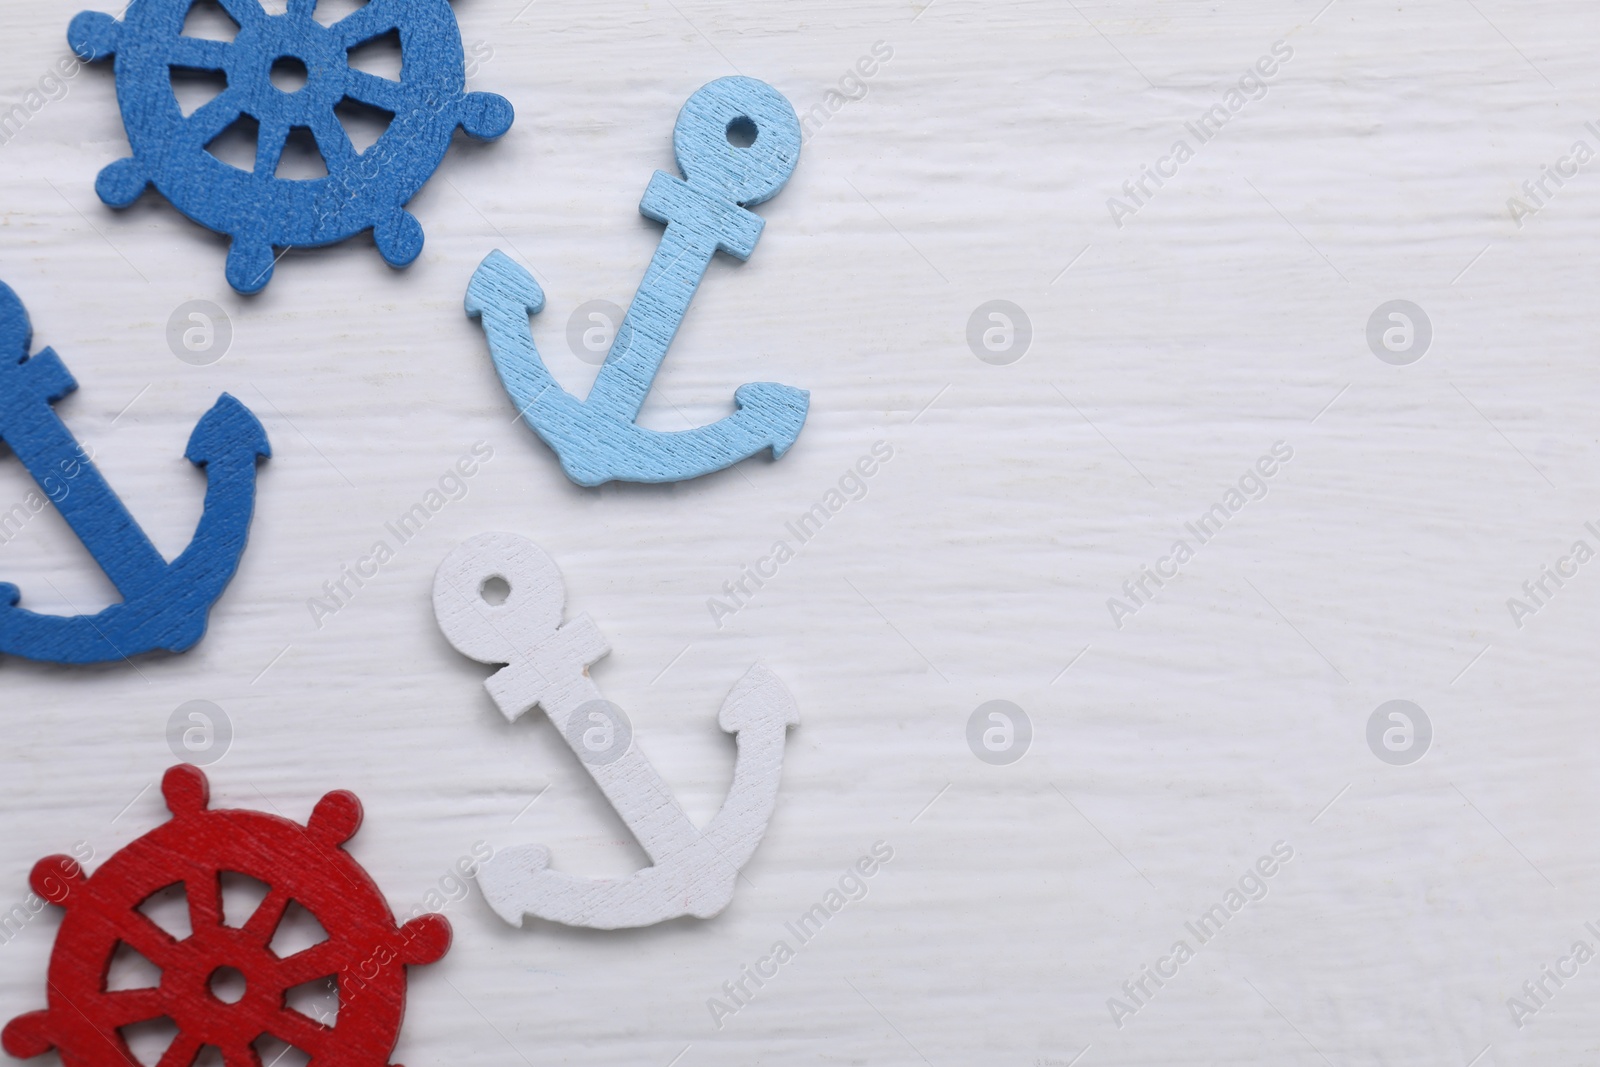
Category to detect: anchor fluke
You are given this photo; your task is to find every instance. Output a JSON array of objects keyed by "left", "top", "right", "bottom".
[
  {"left": 732, "top": 381, "right": 809, "bottom": 460},
  {"left": 475, "top": 844, "right": 552, "bottom": 927},
  {"left": 187, "top": 392, "right": 270, "bottom": 469}
]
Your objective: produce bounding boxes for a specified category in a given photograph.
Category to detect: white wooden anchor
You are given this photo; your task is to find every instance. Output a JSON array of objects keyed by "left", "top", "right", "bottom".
[{"left": 432, "top": 533, "right": 798, "bottom": 929}]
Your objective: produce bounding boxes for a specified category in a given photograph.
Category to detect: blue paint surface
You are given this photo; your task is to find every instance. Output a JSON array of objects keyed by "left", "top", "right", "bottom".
[
  {"left": 69, "top": 0, "right": 514, "bottom": 293},
  {"left": 466, "top": 77, "right": 809, "bottom": 487},
  {"left": 0, "top": 282, "right": 269, "bottom": 665}
]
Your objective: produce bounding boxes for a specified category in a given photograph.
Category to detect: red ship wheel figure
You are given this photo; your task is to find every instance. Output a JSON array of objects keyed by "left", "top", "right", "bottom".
[{"left": 2, "top": 764, "right": 450, "bottom": 1067}]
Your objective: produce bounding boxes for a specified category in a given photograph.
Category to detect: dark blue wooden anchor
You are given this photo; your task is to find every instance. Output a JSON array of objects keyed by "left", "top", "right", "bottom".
[
  {"left": 466, "top": 76, "right": 809, "bottom": 486},
  {"left": 0, "top": 281, "right": 269, "bottom": 665}
]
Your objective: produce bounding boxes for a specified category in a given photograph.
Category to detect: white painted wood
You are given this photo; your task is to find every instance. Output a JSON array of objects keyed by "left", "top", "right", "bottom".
[{"left": 433, "top": 532, "right": 798, "bottom": 929}]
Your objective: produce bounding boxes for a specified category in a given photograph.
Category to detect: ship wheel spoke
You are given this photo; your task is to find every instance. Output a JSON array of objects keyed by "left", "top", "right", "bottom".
[
  {"left": 185, "top": 870, "right": 223, "bottom": 933},
  {"left": 284, "top": 0, "right": 317, "bottom": 17},
  {"left": 253, "top": 115, "right": 291, "bottom": 178},
  {"left": 221, "top": 1039, "right": 264, "bottom": 1067},
  {"left": 167, "top": 36, "right": 230, "bottom": 71},
  {"left": 214, "top": 0, "right": 267, "bottom": 27},
  {"left": 242, "top": 884, "right": 292, "bottom": 946},
  {"left": 94, "top": 988, "right": 168, "bottom": 1029},
  {"left": 185, "top": 92, "right": 245, "bottom": 148},
  {"left": 309, "top": 110, "right": 357, "bottom": 173},
  {"left": 266, "top": 1008, "right": 331, "bottom": 1056},
  {"left": 275, "top": 940, "right": 344, "bottom": 988},
  {"left": 329, "top": 0, "right": 402, "bottom": 48},
  {"left": 342, "top": 69, "right": 407, "bottom": 115},
  {"left": 116, "top": 910, "right": 182, "bottom": 968},
  {"left": 156, "top": 1033, "right": 204, "bottom": 1067}
]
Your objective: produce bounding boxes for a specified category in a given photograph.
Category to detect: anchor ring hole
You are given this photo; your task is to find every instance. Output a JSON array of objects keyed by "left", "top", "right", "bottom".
[
  {"left": 479, "top": 576, "right": 510, "bottom": 606},
  {"left": 725, "top": 115, "right": 758, "bottom": 148},
  {"left": 269, "top": 56, "right": 310, "bottom": 93},
  {"left": 208, "top": 966, "right": 248, "bottom": 1004}
]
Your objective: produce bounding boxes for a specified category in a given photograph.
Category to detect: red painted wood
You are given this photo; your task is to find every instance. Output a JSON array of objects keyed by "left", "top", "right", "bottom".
[{"left": 3, "top": 764, "right": 450, "bottom": 1067}]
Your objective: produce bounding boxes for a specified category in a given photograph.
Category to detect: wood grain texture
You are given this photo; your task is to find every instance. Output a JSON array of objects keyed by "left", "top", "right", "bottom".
[{"left": 3, "top": 1, "right": 1600, "bottom": 1064}]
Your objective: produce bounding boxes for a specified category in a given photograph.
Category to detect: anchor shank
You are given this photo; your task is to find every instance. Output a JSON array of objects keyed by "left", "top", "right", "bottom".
[
  {"left": 484, "top": 631, "right": 706, "bottom": 867},
  {"left": 0, "top": 367, "right": 166, "bottom": 597},
  {"left": 585, "top": 226, "right": 715, "bottom": 424},
  {"left": 584, "top": 172, "right": 765, "bottom": 425},
  {"left": 540, "top": 687, "right": 707, "bottom": 866}
]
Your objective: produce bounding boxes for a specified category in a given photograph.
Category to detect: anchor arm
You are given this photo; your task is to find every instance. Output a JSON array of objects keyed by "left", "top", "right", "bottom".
[
  {"left": 162, "top": 393, "right": 271, "bottom": 608},
  {"left": 477, "top": 664, "right": 799, "bottom": 928},
  {"left": 703, "top": 664, "right": 800, "bottom": 865},
  {"left": 465, "top": 251, "right": 562, "bottom": 420}
]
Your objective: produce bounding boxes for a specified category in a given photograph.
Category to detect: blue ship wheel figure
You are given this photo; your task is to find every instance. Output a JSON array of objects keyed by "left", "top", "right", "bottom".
[{"left": 68, "top": 0, "right": 514, "bottom": 293}]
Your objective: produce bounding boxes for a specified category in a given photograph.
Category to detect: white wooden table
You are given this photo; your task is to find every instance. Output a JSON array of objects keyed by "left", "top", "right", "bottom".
[{"left": 2, "top": 1, "right": 1597, "bottom": 1064}]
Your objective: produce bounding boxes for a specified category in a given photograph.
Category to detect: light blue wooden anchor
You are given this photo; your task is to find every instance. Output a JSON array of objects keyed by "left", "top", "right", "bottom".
[
  {"left": 465, "top": 77, "right": 809, "bottom": 486},
  {"left": 0, "top": 281, "right": 270, "bottom": 665}
]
